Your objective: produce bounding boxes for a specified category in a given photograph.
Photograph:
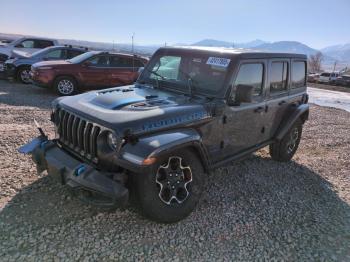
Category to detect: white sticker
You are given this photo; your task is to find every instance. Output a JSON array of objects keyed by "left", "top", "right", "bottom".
[{"left": 206, "top": 57, "right": 231, "bottom": 68}]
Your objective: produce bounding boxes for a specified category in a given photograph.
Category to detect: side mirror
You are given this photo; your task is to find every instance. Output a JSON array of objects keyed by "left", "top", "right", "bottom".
[
  {"left": 82, "top": 61, "right": 91, "bottom": 67},
  {"left": 228, "top": 84, "right": 253, "bottom": 106}
]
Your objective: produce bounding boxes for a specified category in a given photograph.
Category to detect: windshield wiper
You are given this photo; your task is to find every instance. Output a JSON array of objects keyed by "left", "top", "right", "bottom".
[{"left": 139, "top": 67, "right": 166, "bottom": 89}]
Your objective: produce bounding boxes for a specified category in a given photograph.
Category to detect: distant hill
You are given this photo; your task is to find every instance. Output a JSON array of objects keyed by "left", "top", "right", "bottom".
[
  {"left": 321, "top": 43, "right": 350, "bottom": 63},
  {"left": 191, "top": 39, "right": 267, "bottom": 48},
  {"left": 1, "top": 32, "right": 350, "bottom": 67},
  {"left": 254, "top": 41, "right": 318, "bottom": 56}
]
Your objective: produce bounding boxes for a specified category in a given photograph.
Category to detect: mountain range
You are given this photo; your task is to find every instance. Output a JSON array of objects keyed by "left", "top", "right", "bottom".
[
  {"left": 190, "top": 39, "right": 349, "bottom": 67},
  {"left": 0, "top": 33, "right": 349, "bottom": 68}
]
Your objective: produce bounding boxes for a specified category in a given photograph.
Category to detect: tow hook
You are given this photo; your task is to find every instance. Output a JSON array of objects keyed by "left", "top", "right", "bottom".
[{"left": 75, "top": 165, "right": 86, "bottom": 177}]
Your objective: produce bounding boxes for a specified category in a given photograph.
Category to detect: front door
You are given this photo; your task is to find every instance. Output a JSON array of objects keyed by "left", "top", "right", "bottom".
[
  {"left": 79, "top": 55, "right": 111, "bottom": 89},
  {"left": 222, "top": 61, "right": 268, "bottom": 157}
]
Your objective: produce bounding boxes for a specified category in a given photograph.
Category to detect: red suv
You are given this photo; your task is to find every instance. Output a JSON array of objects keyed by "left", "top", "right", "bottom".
[{"left": 31, "top": 51, "right": 148, "bottom": 95}]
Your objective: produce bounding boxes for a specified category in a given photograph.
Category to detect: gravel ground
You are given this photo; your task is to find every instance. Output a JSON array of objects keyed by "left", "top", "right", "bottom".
[{"left": 0, "top": 80, "right": 349, "bottom": 261}]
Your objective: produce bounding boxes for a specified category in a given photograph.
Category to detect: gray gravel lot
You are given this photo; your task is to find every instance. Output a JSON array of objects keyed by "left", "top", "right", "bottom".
[{"left": 0, "top": 80, "right": 349, "bottom": 261}]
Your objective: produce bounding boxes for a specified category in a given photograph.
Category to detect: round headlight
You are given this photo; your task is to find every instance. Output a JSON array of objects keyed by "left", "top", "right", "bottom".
[{"left": 107, "top": 132, "right": 119, "bottom": 151}]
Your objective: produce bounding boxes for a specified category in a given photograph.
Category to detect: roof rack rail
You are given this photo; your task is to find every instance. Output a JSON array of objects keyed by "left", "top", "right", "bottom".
[{"left": 63, "top": 44, "right": 89, "bottom": 51}]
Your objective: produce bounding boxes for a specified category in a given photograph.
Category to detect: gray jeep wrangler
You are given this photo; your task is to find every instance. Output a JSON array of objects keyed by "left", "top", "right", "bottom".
[{"left": 20, "top": 47, "right": 309, "bottom": 223}]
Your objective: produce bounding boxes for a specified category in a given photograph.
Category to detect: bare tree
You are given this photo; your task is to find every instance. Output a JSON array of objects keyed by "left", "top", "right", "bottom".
[{"left": 308, "top": 52, "right": 323, "bottom": 73}]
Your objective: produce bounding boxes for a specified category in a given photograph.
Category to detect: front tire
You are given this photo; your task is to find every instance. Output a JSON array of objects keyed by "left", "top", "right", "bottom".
[
  {"left": 54, "top": 76, "right": 77, "bottom": 96},
  {"left": 134, "top": 150, "right": 205, "bottom": 223},
  {"left": 17, "top": 66, "right": 32, "bottom": 84},
  {"left": 269, "top": 119, "right": 303, "bottom": 162}
]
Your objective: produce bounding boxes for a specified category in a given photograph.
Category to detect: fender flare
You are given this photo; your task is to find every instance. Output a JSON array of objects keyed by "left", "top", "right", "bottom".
[
  {"left": 275, "top": 103, "right": 309, "bottom": 141},
  {"left": 118, "top": 128, "right": 210, "bottom": 172}
]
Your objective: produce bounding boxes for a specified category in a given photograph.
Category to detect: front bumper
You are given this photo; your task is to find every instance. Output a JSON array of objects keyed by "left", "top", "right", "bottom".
[{"left": 20, "top": 137, "right": 129, "bottom": 207}]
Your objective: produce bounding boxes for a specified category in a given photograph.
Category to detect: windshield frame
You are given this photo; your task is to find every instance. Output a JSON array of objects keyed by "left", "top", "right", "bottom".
[{"left": 137, "top": 49, "right": 233, "bottom": 98}]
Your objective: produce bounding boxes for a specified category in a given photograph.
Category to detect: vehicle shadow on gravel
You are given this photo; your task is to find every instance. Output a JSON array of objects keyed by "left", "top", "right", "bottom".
[
  {"left": 1, "top": 154, "right": 349, "bottom": 259},
  {"left": 0, "top": 80, "right": 57, "bottom": 110}
]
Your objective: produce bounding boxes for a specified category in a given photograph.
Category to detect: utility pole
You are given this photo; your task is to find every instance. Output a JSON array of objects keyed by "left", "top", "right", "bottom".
[
  {"left": 333, "top": 61, "right": 337, "bottom": 72},
  {"left": 131, "top": 33, "right": 135, "bottom": 55}
]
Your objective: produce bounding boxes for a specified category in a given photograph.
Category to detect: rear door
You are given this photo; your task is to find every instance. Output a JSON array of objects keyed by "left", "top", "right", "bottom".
[
  {"left": 78, "top": 54, "right": 111, "bottom": 88},
  {"left": 222, "top": 60, "right": 268, "bottom": 157},
  {"left": 109, "top": 55, "right": 143, "bottom": 86},
  {"left": 264, "top": 59, "right": 290, "bottom": 139}
]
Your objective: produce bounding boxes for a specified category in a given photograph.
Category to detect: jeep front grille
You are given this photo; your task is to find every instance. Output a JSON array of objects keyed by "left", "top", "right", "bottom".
[{"left": 56, "top": 109, "right": 101, "bottom": 163}]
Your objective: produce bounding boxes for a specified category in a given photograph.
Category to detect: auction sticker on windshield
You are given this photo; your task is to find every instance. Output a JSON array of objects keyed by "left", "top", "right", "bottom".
[{"left": 206, "top": 57, "right": 231, "bottom": 68}]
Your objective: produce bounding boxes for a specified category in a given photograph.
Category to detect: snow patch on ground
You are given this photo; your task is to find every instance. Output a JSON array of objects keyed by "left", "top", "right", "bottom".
[{"left": 307, "top": 87, "right": 350, "bottom": 112}]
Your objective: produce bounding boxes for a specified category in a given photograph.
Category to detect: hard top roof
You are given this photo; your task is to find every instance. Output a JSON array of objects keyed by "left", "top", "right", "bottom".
[{"left": 158, "top": 46, "right": 307, "bottom": 59}]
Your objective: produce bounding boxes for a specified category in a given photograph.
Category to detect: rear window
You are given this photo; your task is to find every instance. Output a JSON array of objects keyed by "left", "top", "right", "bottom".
[
  {"left": 291, "top": 61, "right": 306, "bottom": 88},
  {"left": 110, "top": 56, "right": 144, "bottom": 67},
  {"left": 270, "top": 61, "right": 288, "bottom": 93}
]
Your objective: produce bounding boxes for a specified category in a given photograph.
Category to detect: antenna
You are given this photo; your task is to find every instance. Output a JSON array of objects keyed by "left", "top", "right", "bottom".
[{"left": 132, "top": 33, "right": 135, "bottom": 72}]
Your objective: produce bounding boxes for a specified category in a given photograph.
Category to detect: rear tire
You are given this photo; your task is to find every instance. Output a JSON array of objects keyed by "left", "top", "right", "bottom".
[
  {"left": 17, "top": 66, "right": 32, "bottom": 84},
  {"left": 269, "top": 119, "right": 303, "bottom": 162},
  {"left": 54, "top": 76, "right": 78, "bottom": 96},
  {"left": 133, "top": 149, "right": 205, "bottom": 223}
]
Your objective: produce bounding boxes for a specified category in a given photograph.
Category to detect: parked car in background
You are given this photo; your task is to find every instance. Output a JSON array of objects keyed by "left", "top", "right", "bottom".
[
  {"left": 31, "top": 51, "right": 149, "bottom": 95},
  {"left": 4, "top": 45, "right": 88, "bottom": 84},
  {"left": 335, "top": 75, "right": 350, "bottom": 87},
  {"left": 307, "top": 73, "right": 320, "bottom": 83},
  {"left": 318, "top": 72, "right": 339, "bottom": 84},
  {"left": 0, "top": 37, "right": 58, "bottom": 71}
]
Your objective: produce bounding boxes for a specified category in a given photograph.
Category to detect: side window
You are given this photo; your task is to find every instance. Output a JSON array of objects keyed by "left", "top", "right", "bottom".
[
  {"left": 291, "top": 61, "right": 306, "bottom": 88},
  {"left": 109, "top": 56, "right": 134, "bottom": 67},
  {"left": 87, "top": 55, "right": 109, "bottom": 67},
  {"left": 234, "top": 63, "right": 264, "bottom": 96},
  {"left": 18, "top": 40, "right": 35, "bottom": 48},
  {"left": 270, "top": 62, "right": 288, "bottom": 93},
  {"left": 67, "top": 50, "right": 84, "bottom": 59},
  {"left": 35, "top": 40, "right": 54, "bottom": 48},
  {"left": 134, "top": 59, "right": 145, "bottom": 67},
  {"left": 46, "top": 49, "right": 63, "bottom": 59}
]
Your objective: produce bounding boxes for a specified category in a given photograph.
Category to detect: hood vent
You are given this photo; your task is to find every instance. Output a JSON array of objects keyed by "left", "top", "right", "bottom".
[{"left": 128, "top": 99, "right": 174, "bottom": 110}]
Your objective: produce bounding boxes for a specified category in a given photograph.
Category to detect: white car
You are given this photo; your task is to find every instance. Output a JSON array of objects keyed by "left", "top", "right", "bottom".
[
  {"left": 318, "top": 72, "right": 340, "bottom": 84},
  {"left": 0, "top": 37, "right": 58, "bottom": 71}
]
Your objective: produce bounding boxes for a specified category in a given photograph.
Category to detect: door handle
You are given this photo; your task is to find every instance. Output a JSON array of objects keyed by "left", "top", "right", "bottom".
[
  {"left": 254, "top": 106, "right": 265, "bottom": 113},
  {"left": 278, "top": 100, "right": 286, "bottom": 106}
]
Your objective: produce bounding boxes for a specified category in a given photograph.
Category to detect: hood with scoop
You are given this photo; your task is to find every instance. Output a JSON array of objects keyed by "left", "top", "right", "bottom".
[{"left": 55, "top": 84, "right": 213, "bottom": 136}]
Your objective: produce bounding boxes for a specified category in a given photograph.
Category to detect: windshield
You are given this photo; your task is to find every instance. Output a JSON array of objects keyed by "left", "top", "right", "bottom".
[
  {"left": 321, "top": 73, "right": 330, "bottom": 77},
  {"left": 137, "top": 52, "right": 231, "bottom": 96},
  {"left": 68, "top": 51, "right": 98, "bottom": 63}
]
